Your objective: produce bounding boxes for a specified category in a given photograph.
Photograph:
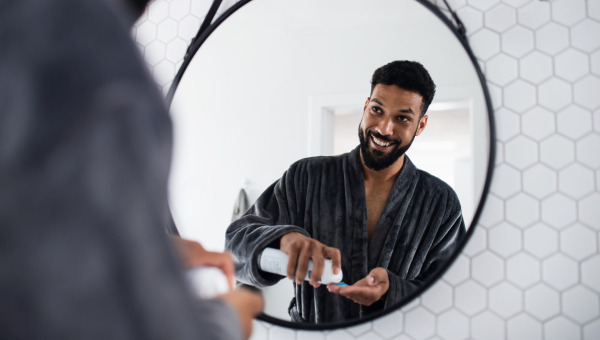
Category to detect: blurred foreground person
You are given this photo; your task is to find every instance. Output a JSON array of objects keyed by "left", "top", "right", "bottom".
[{"left": 0, "top": 0, "right": 262, "bottom": 339}]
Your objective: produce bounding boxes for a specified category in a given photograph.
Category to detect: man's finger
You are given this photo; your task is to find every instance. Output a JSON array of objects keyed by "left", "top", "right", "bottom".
[
  {"left": 323, "top": 247, "right": 341, "bottom": 275},
  {"left": 338, "top": 286, "right": 379, "bottom": 306},
  {"left": 295, "top": 243, "right": 311, "bottom": 285},
  {"left": 327, "top": 284, "right": 342, "bottom": 293},
  {"left": 309, "top": 249, "right": 325, "bottom": 287},
  {"left": 286, "top": 243, "right": 301, "bottom": 280}
]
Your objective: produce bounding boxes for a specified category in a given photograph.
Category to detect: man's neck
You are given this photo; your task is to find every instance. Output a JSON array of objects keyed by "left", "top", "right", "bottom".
[{"left": 359, "top": 151, "right": 405, "bottom": 184}]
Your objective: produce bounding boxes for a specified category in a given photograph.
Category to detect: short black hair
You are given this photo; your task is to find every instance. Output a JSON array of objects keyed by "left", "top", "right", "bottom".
[{"left": 370, "top": 60, "right": 436, "bottom": 117}]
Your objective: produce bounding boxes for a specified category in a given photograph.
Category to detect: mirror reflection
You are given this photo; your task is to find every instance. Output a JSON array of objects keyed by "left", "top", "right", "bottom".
[{"left": 170, "top": 0, "right": 489, "bottom": 324}]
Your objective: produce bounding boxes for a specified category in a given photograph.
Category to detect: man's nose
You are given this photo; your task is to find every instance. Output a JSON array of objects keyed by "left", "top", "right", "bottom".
[{"left": 375, "top": 116, "right": 394, "bottom": 136}]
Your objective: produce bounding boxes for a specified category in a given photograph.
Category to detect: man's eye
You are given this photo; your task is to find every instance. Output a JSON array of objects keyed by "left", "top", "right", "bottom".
[
  {"left": 397, "top": 116, "right": 410, "bottom": 122},
  {"left": 372, "top": 106, "right": 382, "bottom": 113}
]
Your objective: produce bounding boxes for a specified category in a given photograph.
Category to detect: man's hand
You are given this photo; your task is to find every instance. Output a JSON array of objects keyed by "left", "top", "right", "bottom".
[
  {"left": 217, "top": 289, "right": 264, "bottom": 340},
  {"left": 170, "top": 236, "right": 235, "bottom": 290},
  {"left": 279, "top": 232, "right": 341, "bottom": 288},
  {"left": 327, "top": 267, "right": 389, "bottom": 306}
]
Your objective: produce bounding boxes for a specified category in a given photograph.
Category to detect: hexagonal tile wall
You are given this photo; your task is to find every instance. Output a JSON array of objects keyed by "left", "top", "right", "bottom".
[
  {"left": 555, "top": 49, "right": 590, "bottom": 82},
  {"left": 372, "top": 312, "right": 403, "bottom": 339},
  {"left": 540, "top": 135, "right": 575, "bottom": 170},
  {"left": 592, "top": 51, "right": 600, "bottom": 77},
  {"left": 519, "top": 51, "right": 553, "bottom": 85},
  {"left": 437, "top": 310, "right": 469, "bottom": 340},
  {"left": 556, "top": 104, "right": 593, "bottom": 140},
  {"left": 506, "top": 193, "right": 539, "bottom": 228},
  {"left": 484, "top": 4, "right": 516, "bottom": 33},
  {"left": 478, "top": 193, "right": 504, "bottom": 227},
  {"left": 456, "top": 7, "right": 483, "bottom": 33},
  {"left": 562, "top": 286, "right": 600, "bottom": 324},
  {"left": 442, "top": 254, "right": 470, "bottom": 285},
  {"left": 560, "top": 224, "right": 597, "bottom": 261},
  {"left": 471, "top": 311, "right": 505, "bottom": 340},
  {"left": 507, "top": 313, "right": 542, "bottom": 340},
  {"left": 487, "top": 54, "right": 519, "bottom": 86},
  {"left": 494, "top": 108, "right": 520, "bottom": 141},
  {"left": 544, "top": 316, "right": 581, "bottom": 340},
  {"left": 542, "top": 254, "right": 579, "bottom": 291},
  {"left": 470, "top": 28, "right": 501, "bottom": 60},
  {"left": 506, "top": 252, "right": 540, "bottom": 288},
  {"left": 455, "top": 280, "right": 487, "bottom": 316},
  {"left": 421, "top": 281, "right": 453, "bottom": 314},
  {"left": 491, "top": 164, "right": 521, "bottom": 198},
  {"left": 472, "top": 251, "right": 505, "bottom": 287},
  {"left": 581, "top": 255, "right": 600, "bottom": 293},
  {"left": 502, "top": 25, "right": 534, "bottom": 58},
  {"left": 541, "top": 193, "right": 577, "bottom": 229},
  {"left": 571, "top": 19, "right": 600, "bottom": 53},
  {"left": 468, "top": 0, "right": 501, "bottom": 12},
  {"left": 463, "top": 226, "right": 488, "bottom": 256},
  {"left": 551, "top": 0, "right": 586, "bottom": 26},
  {"left": 522, "top": 164, "right": 557, "bottom": 199},
  {"left": 538, "top": 78, "right": 573, "bottom": 112},
  {"left": 505, "top": 136, "right": 538, "bottom": 170},
  {"left": 132, "top": 1, "right": 600, "bottom": 339},
  {"left": 489, "top": 282, "right": 523, "bottom": 318},
  {"left": 503, "top": 79, "right": 536, "bottom": 112},
  {"left": 558, "top": 163, "right": 595, "bottom": 199},
  {"left": 524, "top": 284, "right": 560, "bottom": 321},
  {"left": 523, "top": 223, "right": 558, "bottom": 259},
  {"left": 535, "top": 22, "right": 569, "bottom": 55},
  {"left": 404, "top": 307, "right": 436, "bottom": 340},
  {"left": 576, "top": 134, "right": 600, "bottom": 169},
  {"left": 489, "top": 222, "right": 522, "bottom": 257},
  {"left": 574, "top": 75, "right": 600, "bottom": 110},
  {"left": 517, "top": 1, "right": 550, "bottom": 30},
  {"left": 579, "top": 193, "right": 600, "bottom": 230}
]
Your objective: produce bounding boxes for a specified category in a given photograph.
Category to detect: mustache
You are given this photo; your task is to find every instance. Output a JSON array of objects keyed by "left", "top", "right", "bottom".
[{"left": 368, "top": 130, "right": 400, "bottom": 145}]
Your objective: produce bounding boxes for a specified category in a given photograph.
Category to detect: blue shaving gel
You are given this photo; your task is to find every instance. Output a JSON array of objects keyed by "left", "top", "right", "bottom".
[{"left": 333, "top": 282, "right": 347, "bottom": 286}]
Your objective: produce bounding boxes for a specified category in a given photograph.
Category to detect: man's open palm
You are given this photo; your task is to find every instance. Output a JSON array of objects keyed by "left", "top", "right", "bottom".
[{"left": 327, "top": 267, "right": 389, "bottom": 306}]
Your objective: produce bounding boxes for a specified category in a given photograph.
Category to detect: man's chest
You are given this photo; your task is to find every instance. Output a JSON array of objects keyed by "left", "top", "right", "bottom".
[{"left": 365, "top": 184, "right": 394, "bottom": 241}]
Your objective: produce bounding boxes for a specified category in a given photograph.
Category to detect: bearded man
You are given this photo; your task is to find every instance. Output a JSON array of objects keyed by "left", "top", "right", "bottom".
[{"left": 226, "top": 60, "right": 466, "bottom": 323}]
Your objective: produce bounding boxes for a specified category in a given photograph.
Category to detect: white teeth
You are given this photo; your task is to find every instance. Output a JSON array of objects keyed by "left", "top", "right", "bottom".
[{"left": 372, "top": 136, "right": 390, "bottom": 147}]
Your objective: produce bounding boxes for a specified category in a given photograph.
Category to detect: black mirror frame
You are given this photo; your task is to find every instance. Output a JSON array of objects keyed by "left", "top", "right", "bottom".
[{"left": 166, "top": 0, "right": 496, "bottom": 331}]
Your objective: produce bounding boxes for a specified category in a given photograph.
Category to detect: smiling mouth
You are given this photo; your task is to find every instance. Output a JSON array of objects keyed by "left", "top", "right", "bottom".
[{"left": 370, "top": 133, "right": 395, "bottom": 148}]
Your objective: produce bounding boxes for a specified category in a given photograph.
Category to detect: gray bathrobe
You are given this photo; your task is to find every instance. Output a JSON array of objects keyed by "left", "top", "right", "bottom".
[
  {"left": 0, "top": 0, "right": 240, "bottom": 339},
  {"left": 226, "top": 146, "right": 465, "bottom": 323}
]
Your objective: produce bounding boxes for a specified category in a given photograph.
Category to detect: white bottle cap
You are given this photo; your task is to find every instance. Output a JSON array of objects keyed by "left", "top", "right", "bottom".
[{"left": 186, "top": 267, "right": 231, "bottom": 299}]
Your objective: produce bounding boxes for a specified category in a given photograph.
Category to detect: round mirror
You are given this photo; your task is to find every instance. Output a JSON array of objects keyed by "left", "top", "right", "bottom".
[{"left": 169, "top": 0, "right": 494, "bottom": 329}]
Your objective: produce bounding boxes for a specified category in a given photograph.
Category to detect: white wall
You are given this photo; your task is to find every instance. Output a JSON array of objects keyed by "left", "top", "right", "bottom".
[{"left": 134, "top": 0, "right": 600, "bottom": 338}]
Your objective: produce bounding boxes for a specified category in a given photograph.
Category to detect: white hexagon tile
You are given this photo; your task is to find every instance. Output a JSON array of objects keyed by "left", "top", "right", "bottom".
[{"left": 133, "top": 0, "right": 600, "bottom": 339}]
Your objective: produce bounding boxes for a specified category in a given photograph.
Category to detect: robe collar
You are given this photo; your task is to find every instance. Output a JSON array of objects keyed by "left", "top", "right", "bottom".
[{"left": 347, "top": 146, "right": 419, "bottom": 274}]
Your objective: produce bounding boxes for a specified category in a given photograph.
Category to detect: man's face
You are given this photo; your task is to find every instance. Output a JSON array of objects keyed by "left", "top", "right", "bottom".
[{"left": 359, "top": 84, "right": 428, "bottom": 171}]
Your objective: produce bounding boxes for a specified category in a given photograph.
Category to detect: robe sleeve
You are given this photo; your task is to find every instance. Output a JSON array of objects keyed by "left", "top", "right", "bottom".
[
  {"left": 225, "top": 165, "right": 310, "bottom": 287},
  {"left": 383, "top": 208, "right": 466, "bottom": 308}
]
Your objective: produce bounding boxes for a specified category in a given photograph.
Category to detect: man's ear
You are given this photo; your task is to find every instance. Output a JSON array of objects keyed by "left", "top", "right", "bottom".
[
  {"left": 363, "top": 97, "right": 370, "bottom": 113},
  {"left": 415, "top": 115, "right": 428, "bottom": 136}
]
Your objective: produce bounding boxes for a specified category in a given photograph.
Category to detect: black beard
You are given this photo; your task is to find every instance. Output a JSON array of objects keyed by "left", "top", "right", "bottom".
[{"left": 358, "top": 127, "right": 415, "bottom": 171}]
